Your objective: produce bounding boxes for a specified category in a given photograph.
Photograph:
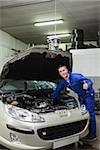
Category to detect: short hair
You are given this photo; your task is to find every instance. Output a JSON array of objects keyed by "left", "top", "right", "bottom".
[{"left": 58, "top": 64, "right": 68, "bottom": 69}]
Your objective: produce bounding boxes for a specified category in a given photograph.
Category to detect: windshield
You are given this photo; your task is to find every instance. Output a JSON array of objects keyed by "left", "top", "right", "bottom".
[{"left": 0, "top": 80, "right": 56, "bottom": 93}]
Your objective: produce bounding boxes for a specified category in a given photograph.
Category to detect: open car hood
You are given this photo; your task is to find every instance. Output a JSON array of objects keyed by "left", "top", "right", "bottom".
[{"left": 0, "top": 48, "right": 72, "bottom": 81}]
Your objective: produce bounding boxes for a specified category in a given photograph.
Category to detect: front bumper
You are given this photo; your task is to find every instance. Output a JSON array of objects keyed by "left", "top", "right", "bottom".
[
  {"left": 0, "top": 135, "right": 50, "bottom": 150},
  {"left": 0, "top": 107, "right": 89, "bottom": 150},
  {"left": 0, "top": 119, "right": 89, "bottom": 150}
]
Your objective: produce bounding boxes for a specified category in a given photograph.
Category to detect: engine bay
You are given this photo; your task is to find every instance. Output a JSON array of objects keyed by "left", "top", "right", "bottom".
[{"left": 1, "top": 92, "right": 78, "bottom": 113}]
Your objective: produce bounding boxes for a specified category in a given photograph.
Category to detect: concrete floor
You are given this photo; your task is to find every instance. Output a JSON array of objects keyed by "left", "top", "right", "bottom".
[{"left": 0, "top": 115, "right": 100, "bottom": 150}]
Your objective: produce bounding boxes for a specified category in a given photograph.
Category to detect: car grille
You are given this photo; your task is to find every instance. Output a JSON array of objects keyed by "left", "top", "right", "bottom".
[{"left": 37, "top": 119, "right": 87, "bottom": 140}]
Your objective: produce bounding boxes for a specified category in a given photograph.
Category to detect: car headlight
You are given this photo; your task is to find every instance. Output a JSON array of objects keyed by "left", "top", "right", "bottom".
[
  {"left": 5, "top": 105, "right": 45, "bottom": 123},
  {"left": 80, "top": 104, "right": 88, "bottom": 115}
]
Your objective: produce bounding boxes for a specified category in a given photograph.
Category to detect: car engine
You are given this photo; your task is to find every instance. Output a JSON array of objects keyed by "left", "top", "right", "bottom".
[{"left": 1, "top": 92, "right": 78, "bottom": 113}]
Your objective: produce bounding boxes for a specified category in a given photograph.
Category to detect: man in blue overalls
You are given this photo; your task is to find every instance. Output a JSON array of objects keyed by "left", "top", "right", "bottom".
[{"left": 51, "top": 64, "right": 96, "bottom": 141}]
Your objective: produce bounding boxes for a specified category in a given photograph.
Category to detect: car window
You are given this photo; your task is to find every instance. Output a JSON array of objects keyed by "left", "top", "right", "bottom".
[
  {"left": 36, "top": 81, "right": 53, "bottom": 90},
  {"left": 0, "top": 80, "right": 56, "bottom": 92},
  {"left": 26, "top": 81, "right": 38, "bottom": 90},
  {"left": 1, "top": 84, "right": 18, "bottom": 91}
]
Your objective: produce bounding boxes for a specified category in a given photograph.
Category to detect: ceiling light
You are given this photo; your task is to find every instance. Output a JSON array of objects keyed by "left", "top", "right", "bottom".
[
  {"left": 47, "top": 33, "right": 71, "bottom": 38},
  {"left": 34, "top": 19, "right": 64, "bottom": 26}
]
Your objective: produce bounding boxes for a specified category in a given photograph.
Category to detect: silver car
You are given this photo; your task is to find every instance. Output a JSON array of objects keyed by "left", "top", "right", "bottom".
[{"left": 0, "top": 48, "right": 89, "bottom": 150}]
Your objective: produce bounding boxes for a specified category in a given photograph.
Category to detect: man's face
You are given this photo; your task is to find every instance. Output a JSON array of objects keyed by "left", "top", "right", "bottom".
[{"left": 58, "top": 66, "right": 69, "bottom": 79}]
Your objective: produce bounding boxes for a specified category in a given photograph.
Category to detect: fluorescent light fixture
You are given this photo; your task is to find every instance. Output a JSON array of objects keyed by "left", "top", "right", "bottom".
[
  {"left": 47, "top": 33, "right": 71, "bottom": 38},
  {"left": 34, "top": 19, "right": 64, "bottom": 26}
]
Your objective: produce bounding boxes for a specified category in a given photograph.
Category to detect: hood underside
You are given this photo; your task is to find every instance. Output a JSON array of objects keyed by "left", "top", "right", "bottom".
[{"left": 1, "top": 48, "right": 72, "bottom": 81}]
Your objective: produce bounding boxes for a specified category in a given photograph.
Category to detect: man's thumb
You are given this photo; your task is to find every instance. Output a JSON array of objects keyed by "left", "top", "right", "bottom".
[{"left": 83, "top": 80, "right": 86, "bottom": 84}]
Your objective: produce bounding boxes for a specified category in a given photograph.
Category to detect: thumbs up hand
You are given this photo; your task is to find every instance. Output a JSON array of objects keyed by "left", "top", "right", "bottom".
[{"left": 83, "top": 80, "right": 89, "bottom": 90}]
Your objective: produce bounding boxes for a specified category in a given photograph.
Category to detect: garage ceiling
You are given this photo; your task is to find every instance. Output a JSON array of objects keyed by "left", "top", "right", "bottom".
[{"left": 0, "top": 0, "right": 100, "bottom": 45}]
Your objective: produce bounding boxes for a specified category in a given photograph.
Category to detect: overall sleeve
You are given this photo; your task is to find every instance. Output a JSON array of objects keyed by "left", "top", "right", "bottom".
[{"left": 51, "top": 80, "right": 65, "bottom": 102}]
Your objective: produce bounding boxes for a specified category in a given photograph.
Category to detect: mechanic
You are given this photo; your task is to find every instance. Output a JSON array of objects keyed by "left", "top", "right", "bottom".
[{"left": 51, "top": 64, "right": 96, "bottom": 141}]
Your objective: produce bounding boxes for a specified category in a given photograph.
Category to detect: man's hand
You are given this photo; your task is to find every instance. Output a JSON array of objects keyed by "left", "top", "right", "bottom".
[
  {"left": 83, "top": 81, "right": 89, "bottom": 90},
  {"left": 10, "top": 100, "right": 18, "bottom": 106}
]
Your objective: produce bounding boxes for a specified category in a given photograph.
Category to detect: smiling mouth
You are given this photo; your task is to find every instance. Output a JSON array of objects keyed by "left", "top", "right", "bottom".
[{"left": 63, "top": 74, "right": 67, "bottom": 78}]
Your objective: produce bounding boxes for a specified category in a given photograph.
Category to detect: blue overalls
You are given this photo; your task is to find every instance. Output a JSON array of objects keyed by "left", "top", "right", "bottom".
[{"left": 51, "top": 72, "right": 96, "bottom": 138}]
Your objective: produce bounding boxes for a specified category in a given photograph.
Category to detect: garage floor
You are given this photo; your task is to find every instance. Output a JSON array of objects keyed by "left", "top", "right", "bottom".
[{"left": 0, "top": 115, "right": 100, "bottom": 150}]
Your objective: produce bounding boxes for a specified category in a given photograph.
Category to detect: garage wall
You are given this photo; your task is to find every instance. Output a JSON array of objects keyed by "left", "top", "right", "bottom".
[
  {"left": 0, "top": 30, "right": 28, "bottom": 74},
  {"left": 70, "top": 48, "right": 100, "bottom": 91},
  {"left": 70, "top": 48, "right": 100, "bottom": 77}
]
